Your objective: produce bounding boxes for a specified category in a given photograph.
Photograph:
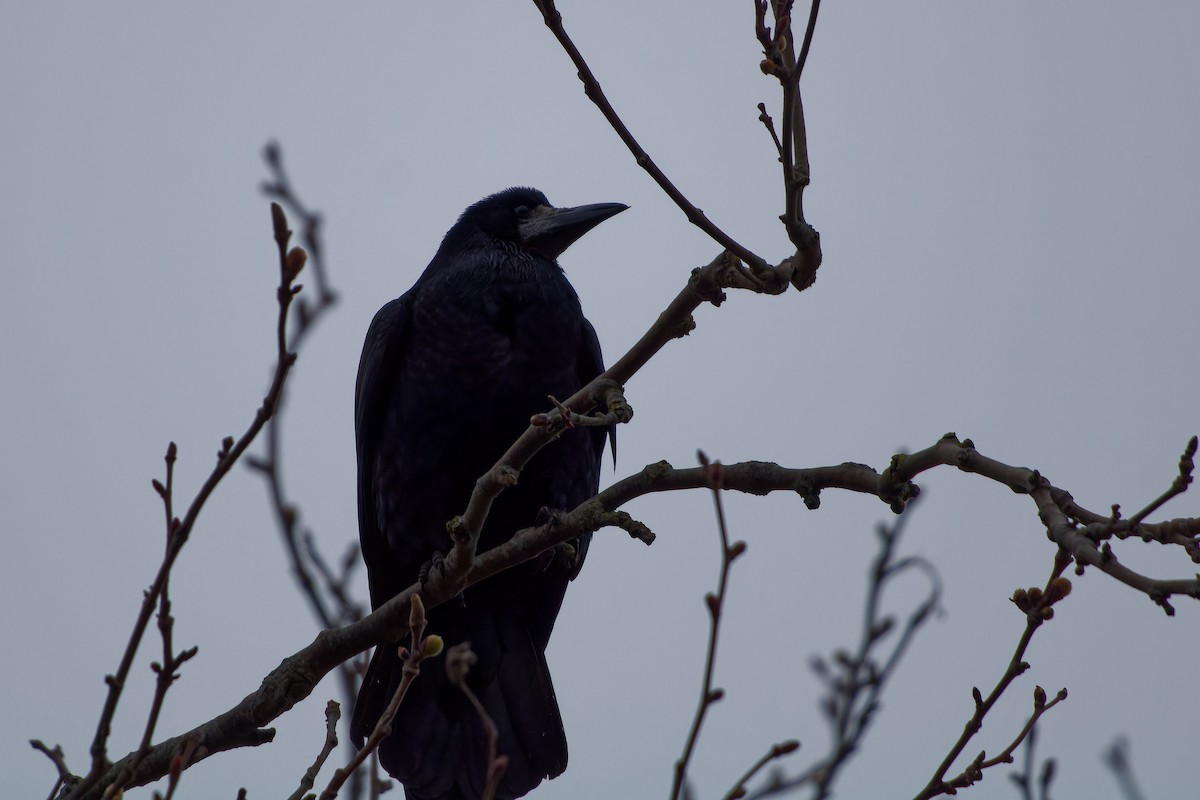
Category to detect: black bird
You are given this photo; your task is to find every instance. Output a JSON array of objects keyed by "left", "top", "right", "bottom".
[{"left": 351, "top": 187, "right": 626, "bottom": 799}]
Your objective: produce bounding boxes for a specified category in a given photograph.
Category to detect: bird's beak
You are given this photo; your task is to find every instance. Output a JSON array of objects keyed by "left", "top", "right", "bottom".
[{"left": 519, "top": 202, "right": 628, "bottom": 259}]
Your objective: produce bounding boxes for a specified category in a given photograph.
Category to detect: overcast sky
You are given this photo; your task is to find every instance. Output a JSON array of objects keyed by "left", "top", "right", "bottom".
[{"left": 3, "top": 2, "right": 1198, "bottom": 798}]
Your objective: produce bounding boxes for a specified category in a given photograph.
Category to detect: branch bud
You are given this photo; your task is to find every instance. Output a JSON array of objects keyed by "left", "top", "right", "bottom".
[{"left": 285, "top": 246, "right": 308, "bottom": 281}]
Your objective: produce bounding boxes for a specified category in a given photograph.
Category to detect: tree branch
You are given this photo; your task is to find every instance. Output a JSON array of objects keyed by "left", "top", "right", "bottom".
[
  {"left": 913, "top": 551, "right": 1073, "bottom": 799},
  {"left": 531, "top": 0, "right": 769, "bottom": 271},
  {"left": 670, "top": 453, "right": 751, "bottom": 800},
  {"left": 64, "top": 427, "right": 1200, "bottom": 797},
  {"left": 62, "top": 203, "right": 306, "bottom": 800}
]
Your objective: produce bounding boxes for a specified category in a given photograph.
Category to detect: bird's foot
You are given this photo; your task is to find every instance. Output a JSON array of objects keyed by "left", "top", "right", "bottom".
[
  {"left": 418, "top": 550, "right": 446, "bottom": 587},
  {"left": 418, "top": 551, "right": 468, "bottom": 607},
  {"left": 535, "top": 505, "right": 566, "bottom": 528},
  {"left": 553, "top": 541, "right": 581, "bottom": 570},
  {"left": 533, "top": 507, "right": 582, "bottom": 570}
]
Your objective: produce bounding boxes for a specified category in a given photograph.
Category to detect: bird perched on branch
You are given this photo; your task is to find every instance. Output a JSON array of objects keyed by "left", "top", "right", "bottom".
[{"left": 351, "top": 187, "right": 626, "bottom": 799}]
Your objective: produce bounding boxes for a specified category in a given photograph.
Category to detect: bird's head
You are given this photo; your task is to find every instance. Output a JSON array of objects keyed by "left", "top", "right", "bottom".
[{"left": 461, "top": 187, "right": 628, "bottom": 260}]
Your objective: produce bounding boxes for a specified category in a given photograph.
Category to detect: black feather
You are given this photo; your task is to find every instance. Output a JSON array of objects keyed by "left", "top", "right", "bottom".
[{"left": 350, "top": 188, "right": 625, "bottom": 800}]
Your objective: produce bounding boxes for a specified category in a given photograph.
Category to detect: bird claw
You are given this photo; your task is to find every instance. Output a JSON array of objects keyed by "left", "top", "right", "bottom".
[
  {"left": 554, "top": 541, "right": 580, "bottom": 570},
  {"left": 532, "top": 507, "right": 583, "bottom": 571},
  {"left": 418, "top": 551, "right": 446, "bottom": 587},
  {"left": 535, "top": 506, "right": 565, "bottom": 527}
]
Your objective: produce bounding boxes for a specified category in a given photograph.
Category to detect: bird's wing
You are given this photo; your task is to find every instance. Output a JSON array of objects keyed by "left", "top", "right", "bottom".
[
  {"left": 355, "top": 294, "right": 412, "bottom": 610},
  {"left": 578, "top": 317, "right": 615, "bottom": 465}
]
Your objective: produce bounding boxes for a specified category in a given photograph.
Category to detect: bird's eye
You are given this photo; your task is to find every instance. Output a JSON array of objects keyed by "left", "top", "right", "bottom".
[{"left": 514, "top": 205, "right": 531, "bottom": 219}]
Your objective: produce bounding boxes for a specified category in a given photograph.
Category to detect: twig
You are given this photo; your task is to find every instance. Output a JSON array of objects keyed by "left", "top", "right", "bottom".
[
  {"left": 249, "top": 141, "right": 363, "bottom": 797},
  {"left": 446, "top": 643, "right": 509, "bottom": 800},
  {"left": 756, "top": 0, "right": 819, "bottom": 252},
  {"left": 912, "top": 552, "right": 1073, "bottom": 799},
  {"left": 62, "top": 202, "right": 306, "bottom": 800},
  {"left": 670, "top": 451, "right": 749, "bottom": 800},
  {"left": 1008, "top": 723, "right": 1055, "bottom": 800},
  {"left": 722, "top": 740, "right": 800, "bottom": 800},
  {"left": 531, "top": 0, "right": 768, "bottom": 271},
  {"left": 102, "top": 447, "right": 200, "bottom": 800},
  {"left": 318, "top": 596, "right": 441, "bottom": 800},
  {"left": 756, "top": 103, "right": 784, "bottom": 160},
  {"left": 746, "top": 504, "right": 940, "bottom": 799},
  {"left": 1103, "top": 737, "right": 1148, "bottom": 800},
  {"left": 795, "top": 0, "right": 822, "bottom": 77},
  {"left": 1128, "top": 435, "right": 1196, "bottom": 526},
  {"left": 303, "top": 535, "right": 366, "bottom": 625},
  {"left": 260, "top": 140, "right": 338, "bottom": 325},
  {"left": 249, "top": 140, "right": 353, "bottom": 633},
  {"left": 368, "top": 748, "right": 389, "bottom": 800},
  {"left": 66, "top": 435, "right": 1200, "bottom": 797},
  {"left": 532, "top": 382, "right": 634, "bottom": 431},
  {"left": 31, "top": 740, "right": 72, "bottom": 800},
  {"left": 287, "top": 701, "right": 342, "bottom": 800}
]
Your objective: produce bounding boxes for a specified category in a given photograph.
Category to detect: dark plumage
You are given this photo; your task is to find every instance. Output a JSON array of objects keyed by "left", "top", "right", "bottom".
[{"left": 350, "top": 188, "right": 626, "bottom": 799}]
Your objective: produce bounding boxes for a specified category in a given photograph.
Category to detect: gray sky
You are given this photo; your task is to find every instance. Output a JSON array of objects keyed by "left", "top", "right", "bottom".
[{"left": 3, "top": 2, "right": 1198, "bottom": 798}]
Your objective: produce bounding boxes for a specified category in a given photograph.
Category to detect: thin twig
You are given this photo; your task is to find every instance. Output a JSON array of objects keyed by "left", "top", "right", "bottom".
[
  {"left": 249, "top": 140, "right": 351, "bottom": 630},
  {"left": 303, "top": 534, "right": 366, "bottom": 625},
  {"left": 912, "top": 551, "right": 1073, "bottom": 799},
  {"left": 1128, "top": 435, "right": 1196, "bottom": 526},
  {"left": 102, "top": 447, "right": 200, "bottom": 800},
  {"left": 1103, "top": 737, "right": 1148, "bottom": 800},
  {"left": 531, "top": 0, "right": 767, "bottom": 271},
  {"left": 671, "top": 452, "right": 748, "bottom": 800},
  {"left": 722, "top": 740, "right": 800, "bottom": 800},
  {"left": 1008, "top": 723, "right": 1056, "bottom": 800},
  {"left": 756, "top": 103, "right": 784, "bottom": 160},
  {"left": 446, "top": 643, "right": 509, "bottom": 800},
  {"left": 31, "top": 740, "right": 72, "bottom": 800},
  {"left": 287, "top": 701, "right": 342, "bottom": 800},
  {"left": 761, "top": 0, "right": 816, "bottom": 249},
  {"left": 252, "top": 140, "right": 365, "bottom": 799},
  {"left": 747, "top": 505, "right": 940, "bottom": 799},
  {"left": 318, "top": 596, "right": 440, "bottom": 800},
  {"left": 795, "top": 0, "right": 822, "bottom": 77},
  {"left": 63, "top": 203, "right": 305, "bottom": 800},
  {"left": 261, "top": 140, "right": 338, "bottom": 324}
]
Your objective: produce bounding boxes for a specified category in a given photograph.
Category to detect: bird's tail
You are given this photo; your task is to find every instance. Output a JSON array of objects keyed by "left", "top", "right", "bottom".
[{"left": 351, "top": 607, "right": 568, "bottom": 800}]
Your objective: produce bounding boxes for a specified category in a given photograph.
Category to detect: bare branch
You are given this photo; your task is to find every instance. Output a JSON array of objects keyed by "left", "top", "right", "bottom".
[
  {"left": 723, "top": 740, "right": 800, "bottom": 800},
  {"left": 532, "top": 0, "right": 768, "bottom": 271},
  {"left": 756, "top": 0, "right": 822, "bottom": 265},
  {"left": 286, "top": 701, "right": 341, "bottom": 800},
  {"left": 101, "top": 445, "right": 200, "bottom": 800},
  {"left": 1128, "top": 435, "right": 1196, "bottom": 526},
  {"left": 670, "top": 452, "right": 749, "bottom": 800},
  {"left": 64, "top": 430, "right": 1200, "bottom": 797},
  {"left": 261, "top": 140, "right": 338, "bottom": 324},
  {"left": 1007, "top": 723, "right": 1056, "bottom": 800},
  {"left": 446, "top": 643, "right": 509, "bottom": 800},
  {"left": 913, "top": 551, "right": 1073, "bottom": 799},
  {"left": 1103, "top": 737, "right": 1148, "bottom": 800},
  {"left": 31, "top": 740, "right": 72, "bottom": 800},
  {"left": 747, "top": 503, "right": 940, "bottom": 799},
  {"left": 63, "top": 203, "right": 306, "bottom": 800},
  {"left": 318, "top": 595, "right": 441, "bottom": 800},
  {"left": 248, "top": 140, "right": 364, "bottom": 797}
]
